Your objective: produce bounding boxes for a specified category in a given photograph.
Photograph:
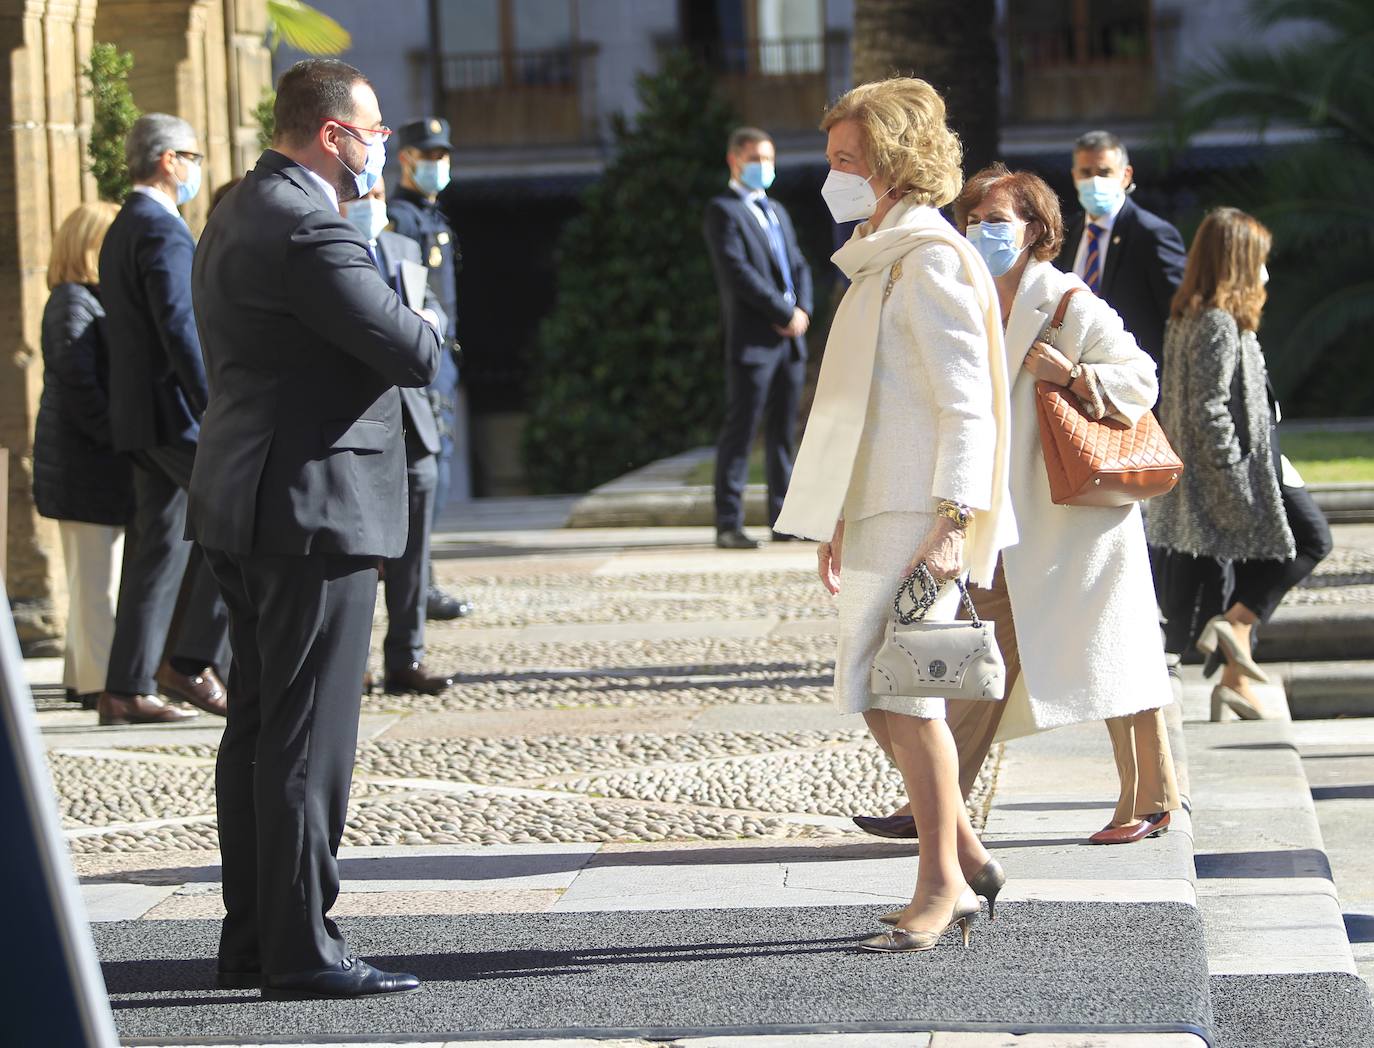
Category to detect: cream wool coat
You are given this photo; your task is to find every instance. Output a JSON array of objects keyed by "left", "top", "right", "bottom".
[{"left": 993, "top": 261, "right": 1173, "bottom": 741}]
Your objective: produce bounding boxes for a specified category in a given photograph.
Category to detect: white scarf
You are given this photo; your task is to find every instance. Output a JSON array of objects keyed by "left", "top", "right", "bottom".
[{"left": 773, "top": 199, "right": 1016, "bottom": 587}]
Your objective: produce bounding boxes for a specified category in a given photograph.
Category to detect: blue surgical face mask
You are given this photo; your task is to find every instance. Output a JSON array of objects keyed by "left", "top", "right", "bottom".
[
  {"left": 966, "top": 220, "right": 1024, "bottom": 277},
  {"left": 740, "top": 160, "right": 775, "bottom": 192},
  {"left": 1075, "top": 175, "right": 1125, "bottom": 218},
  {"left": 338, "top": 129, "right": 387, "bottom": 201},
  {"left": 413, "top": 157, "right": 451, "bottom": 197},
  {"left": 175, "top": 157, "right": 202, "bottom": 206},
  {"left": 343, "top": 197, "right": 389, "bottom": 243}
]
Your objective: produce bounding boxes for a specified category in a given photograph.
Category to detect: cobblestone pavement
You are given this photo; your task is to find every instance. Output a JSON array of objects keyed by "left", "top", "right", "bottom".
[
  {"left": 43, "top": 545, "right": 999, "bottom": 865},
  {"left": 44, "top": 521, "right": 1374, "bottom": 865}
]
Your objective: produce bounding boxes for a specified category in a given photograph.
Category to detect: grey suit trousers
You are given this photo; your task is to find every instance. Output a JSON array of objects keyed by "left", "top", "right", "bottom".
[
  {"left": 207, "top": 547, "right": 378, "bottom": 974},
  {"left": 105, "top": 443, "right": 229, "bottom": 694},
  {"left": 383, "top": 433, "right": 438, "bottom": 670}
]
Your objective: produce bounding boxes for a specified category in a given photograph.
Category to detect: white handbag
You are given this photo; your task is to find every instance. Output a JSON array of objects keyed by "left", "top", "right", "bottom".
[{"left": 869, "top": 564, "right": 1007, "bottom": 702}]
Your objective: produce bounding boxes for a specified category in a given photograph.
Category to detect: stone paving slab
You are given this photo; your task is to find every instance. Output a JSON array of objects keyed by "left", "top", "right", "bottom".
[{"left": 142, "top": 1035, "right": 1209, "bottom": 1048}]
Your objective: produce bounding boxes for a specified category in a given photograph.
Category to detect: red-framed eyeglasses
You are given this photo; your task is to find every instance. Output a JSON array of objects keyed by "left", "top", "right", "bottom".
[{"left": 323, "top": 118, "right": 392, "bottom": 144}]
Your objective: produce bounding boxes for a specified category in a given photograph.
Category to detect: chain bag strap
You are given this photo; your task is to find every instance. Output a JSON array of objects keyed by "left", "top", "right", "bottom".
[{"left": 893, "top": 563, "right": 982, "bottom": 626}]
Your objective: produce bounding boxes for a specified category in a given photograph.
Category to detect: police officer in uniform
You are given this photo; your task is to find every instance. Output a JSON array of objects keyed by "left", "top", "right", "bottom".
[{"left": 387, "top": 117, "right": 471, "bottom": 621}]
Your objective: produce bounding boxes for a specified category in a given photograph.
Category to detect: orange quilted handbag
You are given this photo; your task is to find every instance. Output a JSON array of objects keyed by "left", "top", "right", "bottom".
[{"left": 1034, "top": 288, "right": 1183, "bottom": 507}]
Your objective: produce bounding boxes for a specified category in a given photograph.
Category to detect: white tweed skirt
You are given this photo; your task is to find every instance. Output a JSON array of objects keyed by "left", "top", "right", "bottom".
[{"left": 833, "top": 510, "right": 960, "bottom": 719}]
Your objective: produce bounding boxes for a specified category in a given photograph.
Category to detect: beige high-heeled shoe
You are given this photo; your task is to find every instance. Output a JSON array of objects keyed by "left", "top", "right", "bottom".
[
  {"left": 860, "top": 888, "right": 980, "bottom": 953},
  {"left": 880, "top": 857, "right": 1006, "bottom": 925},
  {"left": 1211, "top": 684, "right": 1263, "bottom": 722},
  {"left": 1197, "top": 616, "right": 1269, "bottom": 683}
]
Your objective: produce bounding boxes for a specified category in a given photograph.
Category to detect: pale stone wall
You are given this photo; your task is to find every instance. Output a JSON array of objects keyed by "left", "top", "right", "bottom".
[{"left": 0, "top": 0, "right": 270, "bottom": 652}]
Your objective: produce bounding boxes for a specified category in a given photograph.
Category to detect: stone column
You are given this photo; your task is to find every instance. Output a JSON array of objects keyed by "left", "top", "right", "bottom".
[
  {"left": 0, "top": 0, "right": 95, "bottom": 650},
  {"left": 224, "top": 0, "right": 272, "bottom": 178}
]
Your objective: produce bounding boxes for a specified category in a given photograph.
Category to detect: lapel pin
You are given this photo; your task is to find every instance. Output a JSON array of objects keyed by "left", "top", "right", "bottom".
[{"left": 1113, "top": 236, "right": 1121, "bottom": 245}]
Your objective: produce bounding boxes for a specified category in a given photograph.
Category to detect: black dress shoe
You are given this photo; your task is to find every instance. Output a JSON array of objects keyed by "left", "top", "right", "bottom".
[
  {"left": 716, "top": 529, "right": 761, "bottom": 550},
  {"left": 216, "top": 961, "right": 262, "bottom": 989},
  {"left": 384, "top": 662, "right": 456, "bottom": 696},
  {"left": 426, "top": 587, "right": 472, "bottom": 621},
  {"left": 852, "top": 814, "right": 919, "bottom": 839},
  {"left": 264, "top": 956, "right": 420, "bottom": 999},
  {"left": 770, "top": 530, "right": 796, "bottom": 542}
]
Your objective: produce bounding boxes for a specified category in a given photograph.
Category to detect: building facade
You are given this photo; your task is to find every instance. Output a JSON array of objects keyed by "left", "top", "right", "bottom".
[
  {"left": 274, "top": 0, "right": 1293, "bottom": 495},
  {"left": 1, "top": 0, "right": 272, "bottom": 649}
]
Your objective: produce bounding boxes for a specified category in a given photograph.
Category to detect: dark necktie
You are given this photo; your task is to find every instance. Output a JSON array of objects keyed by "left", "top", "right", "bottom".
[
  {"left": 1083, "top": 223, "right": 1104, "bottom": 294},
  {"left": 751, "top": 197, "right": 796, "bottom": 305}
]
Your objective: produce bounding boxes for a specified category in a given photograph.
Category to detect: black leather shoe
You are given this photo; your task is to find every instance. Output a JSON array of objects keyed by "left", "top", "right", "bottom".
[
  {"left": 852, "top": 814, "right": 918, "bottom": 839},
  {"left": 716, "top": 529, "right": 761, "bottom": 550},
  {"left": 216, "top": 960, "right": 261, "bottom": 989},
  {"left": 263, "top": 956, "right": 420, "bottom": 999},
  {"left": 426, "top": 587, "right": 472, "bottom": 621},
  {"left": 770, "top": 530, "right": 796, "bottom": 542},
  {"left": 384, "top": 662, "right": 456, "bottom": 696}
]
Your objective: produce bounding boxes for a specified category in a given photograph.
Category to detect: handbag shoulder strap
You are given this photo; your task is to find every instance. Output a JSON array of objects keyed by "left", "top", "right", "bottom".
[{"left": 1049, "top": 286, "right": 1082, "bottom": 333}]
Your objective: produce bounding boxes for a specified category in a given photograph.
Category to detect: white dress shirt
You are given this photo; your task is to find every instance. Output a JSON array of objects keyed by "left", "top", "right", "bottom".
[
  {"left": 130, "top": 184, "right": 181, "bottom": 218},
  {"left": 301, "top": 165, "right": 340, "bottom": 211},
  {"left": 1071, "top": 192, "right": 1127, "bottom": 279}
]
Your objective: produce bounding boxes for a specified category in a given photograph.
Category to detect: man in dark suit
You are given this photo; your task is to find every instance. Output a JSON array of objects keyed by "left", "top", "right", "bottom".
[
  {"left": 704, "top": 126, "right": 813, "bottom": 550},
  {"left": 98, "top": 113, "right": 231, "bottom": 726},
  {"left": 341, "top": 177, "right": 455, "bottom": 696},
  {"left": 1054, "top": 129, "right": 1187, "bottom": 370},
  {"left": 189, "top": 59, "right": 440, "bottom": 998}
]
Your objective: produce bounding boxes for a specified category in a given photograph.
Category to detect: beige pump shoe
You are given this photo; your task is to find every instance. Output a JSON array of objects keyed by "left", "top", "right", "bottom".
[
  {"left": 1197, "top": 616, "right": 1269, "bottom": 683},
  {"left": 880, "top": 857, "right": 1006, "bottom": 925},
  {"left": 861, "top": 888, "right": 981, "bottom": 953},
  {"left": 1211, "top": 683, "right": 1263, "bottom": 722}
]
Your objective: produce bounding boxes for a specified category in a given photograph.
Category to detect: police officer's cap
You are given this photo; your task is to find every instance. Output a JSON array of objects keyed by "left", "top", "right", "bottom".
[{"left": 395, "top": 117, "right": 453, "bottom": 153}]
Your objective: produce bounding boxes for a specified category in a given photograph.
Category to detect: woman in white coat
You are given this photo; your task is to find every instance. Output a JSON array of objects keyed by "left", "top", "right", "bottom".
[
  {"left": 775, "top": 79, "right": 1018, "bottom": 953},
  {"left": 952, "top": 163, "right": 1181, "bottom": 844},
  {"left": 854, "top": 167, "right": 1182, "bottom": 845}
]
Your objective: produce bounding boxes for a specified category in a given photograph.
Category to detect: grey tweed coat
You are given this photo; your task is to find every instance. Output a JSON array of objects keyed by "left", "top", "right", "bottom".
[{"left": 1147, "top": 308, "right": 1295, "bottom": 562}]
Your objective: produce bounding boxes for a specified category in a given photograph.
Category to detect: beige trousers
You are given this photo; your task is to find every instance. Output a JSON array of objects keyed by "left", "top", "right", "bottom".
[
  {"left": 59, "top": 520, "right": 124, "bottom": 696},
  {"left": 945, "top": 561, "right": 1181, "bottom": 822},
  {"left": 1104, "top": 707, "right": 1181, "bottom": 825}
]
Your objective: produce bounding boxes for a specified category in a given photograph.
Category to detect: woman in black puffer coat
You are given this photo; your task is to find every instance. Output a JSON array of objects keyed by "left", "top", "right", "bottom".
[{"left": 33, "top": 201, "right": 131, "bottom": 705}]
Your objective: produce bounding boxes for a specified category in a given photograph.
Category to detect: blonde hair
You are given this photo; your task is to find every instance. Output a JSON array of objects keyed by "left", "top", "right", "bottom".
[
  {"left": 1171, "top": 207, "right": 1271, "bottom": 332},
  {"left": 47, "top": 201, "right": 120, "bottom": 290},
  {"left": 820, "top": 78, "right": 963, "bottom": 208}
]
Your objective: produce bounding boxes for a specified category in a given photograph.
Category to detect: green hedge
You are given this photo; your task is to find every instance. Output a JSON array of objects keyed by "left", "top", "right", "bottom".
[{"left": 522, "top": 52, "right": 737, "bottom": 494}]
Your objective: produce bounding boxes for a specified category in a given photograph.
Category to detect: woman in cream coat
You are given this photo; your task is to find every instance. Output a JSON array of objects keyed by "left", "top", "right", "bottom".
[
  {"left": 854, "top": 165, "right": 1181, "bottom": 847},
  {"left": 953, "top": 164, "right": 1181, "bottom": 844},
  {"left": 775, "top": 79, "right": 1018, "bottom": 954}
]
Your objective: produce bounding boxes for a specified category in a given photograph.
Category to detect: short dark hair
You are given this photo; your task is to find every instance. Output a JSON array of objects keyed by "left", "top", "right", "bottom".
[
  {"left": 273, "top": 59, "right": 371, "bottom": 147},
  {"left": 953, "top": 163, "right": 1065, "bottom": 263},
  {"left": 1074, "top": 129, "right": 1129, "bottom": 169},
  {"left": 727, "top": 126, "right": 772, "bottom": 153}
]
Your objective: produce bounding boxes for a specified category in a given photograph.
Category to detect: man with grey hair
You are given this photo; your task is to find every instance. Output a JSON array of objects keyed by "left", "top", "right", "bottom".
[{"left": 96, "top": 112, "right": 231, "bottom": 726}]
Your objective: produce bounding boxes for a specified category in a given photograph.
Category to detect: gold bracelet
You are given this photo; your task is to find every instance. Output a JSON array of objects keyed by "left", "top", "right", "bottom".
[{"left": 936, "top": 500, "right": 973, "bottom": 529}]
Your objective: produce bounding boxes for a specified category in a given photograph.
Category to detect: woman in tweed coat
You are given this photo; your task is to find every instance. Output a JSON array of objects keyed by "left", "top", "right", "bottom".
[{"left": 1148, "top": 207, "right": 1331, "bottom": 720}]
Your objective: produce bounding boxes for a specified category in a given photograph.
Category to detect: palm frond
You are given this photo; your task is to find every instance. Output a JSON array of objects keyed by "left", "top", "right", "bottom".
[{"left": 265, "top": 0, "right": 351, "bottom": 55}]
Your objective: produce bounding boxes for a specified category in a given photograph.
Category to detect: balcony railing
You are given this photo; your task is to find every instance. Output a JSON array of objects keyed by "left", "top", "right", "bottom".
[
  {"left": 439, "top": 44, "right": 599, "bottom": 148},
  {"left": 666, "top": 34, "right": 851, "bottom": 135}
]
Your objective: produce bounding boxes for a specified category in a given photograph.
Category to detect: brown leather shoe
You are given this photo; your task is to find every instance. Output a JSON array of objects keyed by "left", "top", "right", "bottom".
[
  {"left": 1088, "top": 810, "right": 1170, "bottom": 845},
  {"left": 382, "top": 663, "right": 455, "bottom": 696},
  {"left": 155, "top": 661, "right": 229, "bottom": 717},
  {"left": 97, "top": 692, "right": 200, "bottom": 726}
]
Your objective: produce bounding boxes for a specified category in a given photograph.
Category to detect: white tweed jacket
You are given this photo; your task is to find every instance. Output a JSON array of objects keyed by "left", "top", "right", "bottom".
[{"left": 843, "top": 238, "right": 996, "bottom": 522}]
